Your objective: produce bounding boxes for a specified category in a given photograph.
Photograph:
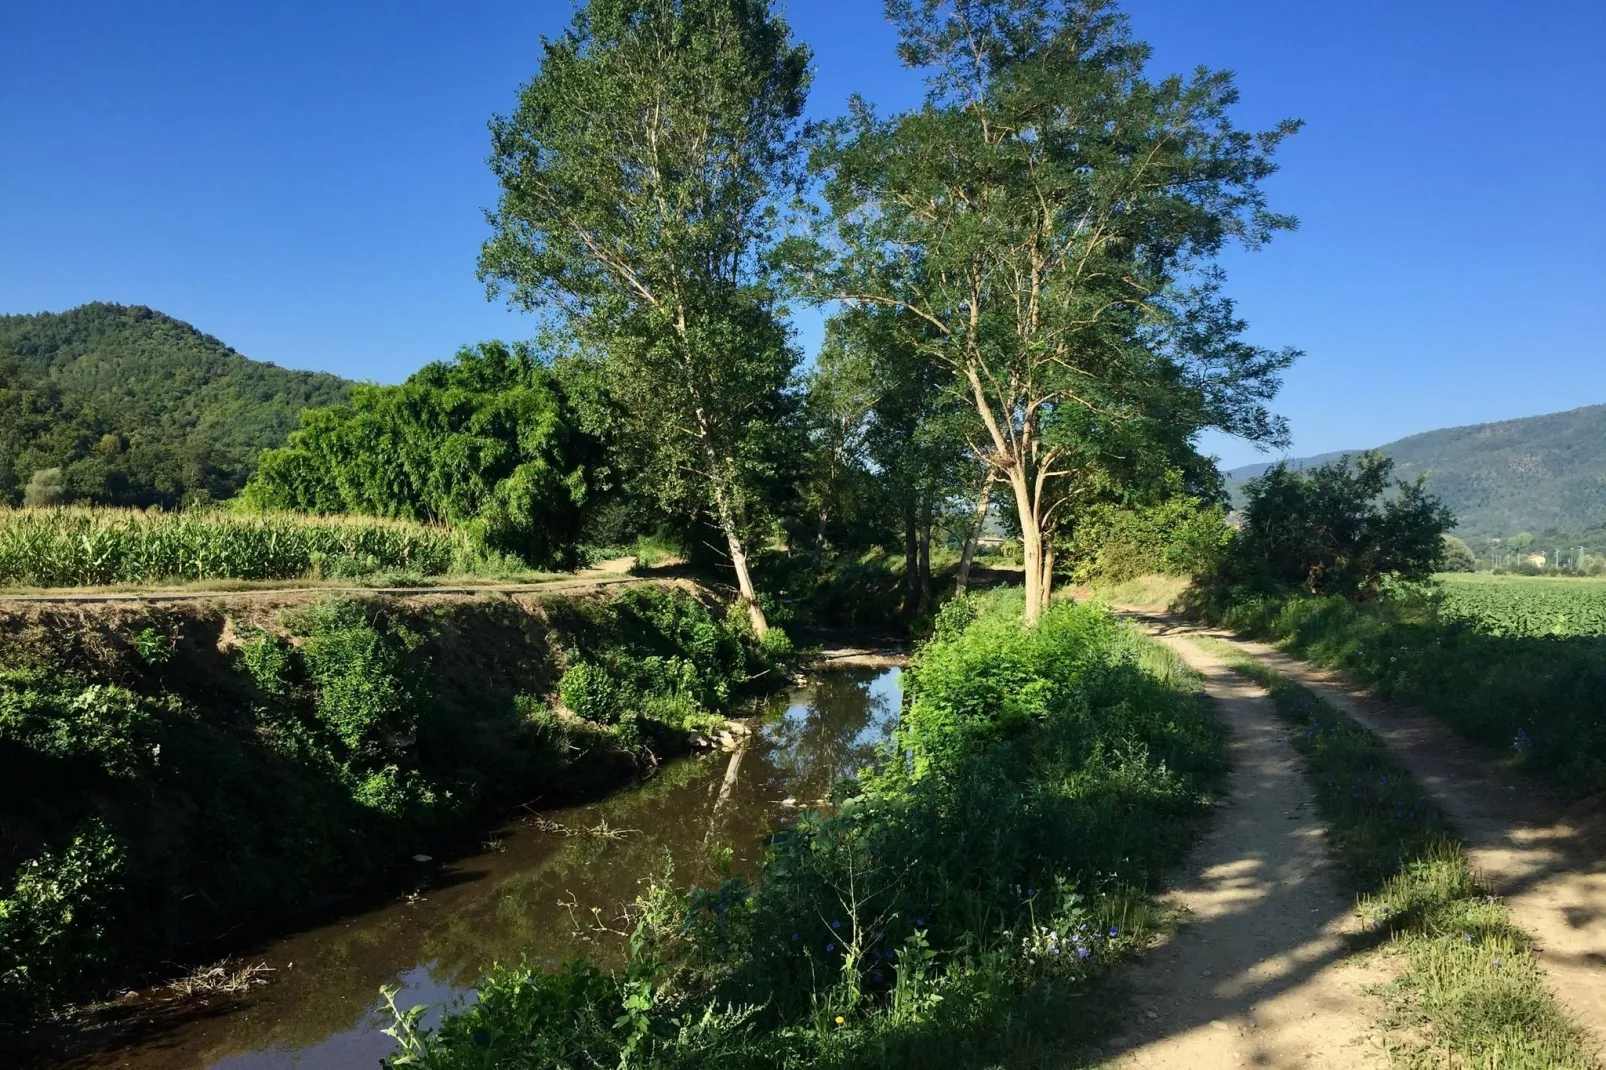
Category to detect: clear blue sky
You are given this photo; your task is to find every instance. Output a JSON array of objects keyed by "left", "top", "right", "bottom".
[{"left": 3, "top": 0, "right": 1601, "bottom": 470}]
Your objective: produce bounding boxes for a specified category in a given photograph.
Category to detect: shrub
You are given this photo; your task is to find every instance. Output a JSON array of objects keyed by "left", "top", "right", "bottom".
[
  {"left": 0, "top": 820, "right": 126, "bottom": 1014},
  {"left": 559, "top": 661, "right": 620, "bottom": 723},
  {"left": 1066, "top": 497, "right": 1231, "bottom": 585},
  {"left": 243, "top": 341, "right": 599, "bottom": 569},
  {"left": 1226, "top": 451, "right": 1455, "bottom": 598}
]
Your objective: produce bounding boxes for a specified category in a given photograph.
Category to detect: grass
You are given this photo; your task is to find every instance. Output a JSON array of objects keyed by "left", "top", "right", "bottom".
[
  {"left": 1086, "top": 573, "right": 1191, "bottom": 611},
  {"left": 1195, "top": 637, "right": 1599, "bottom": 1069},
  {"left": 382, "top": 592, "right": 1227, "bottom": 1069}
]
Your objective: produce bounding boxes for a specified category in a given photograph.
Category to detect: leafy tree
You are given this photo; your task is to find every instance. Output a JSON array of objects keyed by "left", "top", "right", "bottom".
[
  {"left": 243, "top": 342, "right": 597, "bottom": 568},
  {"left": 809, "top": 0, "right": 1300, "bottom": 622},
  {"left": 478, "top": 0, "right": 811, "bottom": 633},
  {"left": 1440, "top": 534, "right": 1475, "bottom": 573},
  {"left": 1230, "top": 451, "right": 1456, "bottom": 598},
  {"left": 797, "top": 319, "right": 882, "bottom": 560},
  {"left": 22, "top": 468, "right": 67, "bottom": 508}
]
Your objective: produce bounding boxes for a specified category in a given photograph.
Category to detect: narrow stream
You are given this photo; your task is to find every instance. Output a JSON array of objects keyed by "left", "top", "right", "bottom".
[{"left": 56, "top": 666, "right": 903, "bottom": 1070}]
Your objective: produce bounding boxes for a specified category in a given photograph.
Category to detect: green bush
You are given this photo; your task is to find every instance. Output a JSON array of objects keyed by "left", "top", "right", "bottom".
[
  {"left": 244, "top": 341, "right": 599, "bottom": 569},
  {"left": 0, "top": 820, "right": 126, "bottom": 1016},
  {"left": 1065, "top": 497, "right": 1231, "bottom": 585},
  {"left": 1224, "top": 452, "right": 1454, "bottom": 598},
  {"left": 559, "top": 661, "right": 621, "bottom": 722},
  {"left": 387, "top": 593, "right": 1224, "bottom": 1067}
]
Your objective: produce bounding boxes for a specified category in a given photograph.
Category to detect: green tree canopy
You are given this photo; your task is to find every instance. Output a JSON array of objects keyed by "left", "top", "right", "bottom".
[
  {"left": 243, "top": 342, "right": 597, "bottom": 568},
  {"left": 479, "top": 0, "right": 811, "bottom": 633},
  {"left": 1230, "top": 451, "right": 1456, "bottom": 598},
  {"left": 807, "top": 0, "right": 1300, "bottom": 621}
]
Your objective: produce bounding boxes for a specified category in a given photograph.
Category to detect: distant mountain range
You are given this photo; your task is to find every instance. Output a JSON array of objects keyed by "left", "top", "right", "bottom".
[
  {"left": 1223, "top": 404, "right": 1606, "bottom": 539},
  {"left": 0, "top": 303, "right": 352, "bottom": 507}
]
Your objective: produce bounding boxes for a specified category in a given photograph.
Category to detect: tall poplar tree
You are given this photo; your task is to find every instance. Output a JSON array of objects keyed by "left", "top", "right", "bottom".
[
  {"left": 481, "top": 0, "right": 810, "bottom": 633},
  {"left": 813, "top": 0, "right": 1300, "bottom": 622}
]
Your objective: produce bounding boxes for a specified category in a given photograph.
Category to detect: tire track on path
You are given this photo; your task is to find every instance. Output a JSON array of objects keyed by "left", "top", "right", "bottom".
[
  {"left": 1102, "top": 628, "right": 1383, "bottom": 1069},
  {"left": 1122, "top": 611, "right": 1606, "bottom": 1062}
]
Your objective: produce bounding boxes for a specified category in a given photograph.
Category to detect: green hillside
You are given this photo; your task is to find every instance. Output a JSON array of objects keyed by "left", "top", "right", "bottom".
[
  {"left": 0, "top": 303, "right": 351, "bottom": 507},
  {"left": 1225, "top": 403, "right": 1606, "bottom": 540}
]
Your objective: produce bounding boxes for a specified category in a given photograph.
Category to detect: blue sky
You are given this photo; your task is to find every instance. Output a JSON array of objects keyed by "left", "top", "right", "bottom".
[{"left": 2, "top": 0, "right": 1601, "bottom": 469}]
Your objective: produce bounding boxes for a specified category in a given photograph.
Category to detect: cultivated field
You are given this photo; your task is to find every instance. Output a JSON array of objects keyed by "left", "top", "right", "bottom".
[
  {"left": 1437, "top": 573, "right": 1606, "bottom": 637},
  {"left": 0, "top": 507, "right": 478, "bottom": 587}
]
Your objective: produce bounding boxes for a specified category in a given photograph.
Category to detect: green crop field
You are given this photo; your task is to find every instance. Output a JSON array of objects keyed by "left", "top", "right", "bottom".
[
  {"left": 0, "top": 507, "right": 478, "bottom": 588},
  {"left": 1435, "top": 573, "right": 1606, "bottom": 637}
]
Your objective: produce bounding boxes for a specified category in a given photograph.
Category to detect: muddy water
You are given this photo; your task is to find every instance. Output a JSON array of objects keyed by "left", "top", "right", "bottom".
[{"left": 57, "top": 667, "right": 902, "bottom": 1070}]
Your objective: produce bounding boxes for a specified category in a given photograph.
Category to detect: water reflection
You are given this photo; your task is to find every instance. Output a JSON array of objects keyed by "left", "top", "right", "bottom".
[{"left": 53, "top": 667, "right": 902, "bottom": 1070}]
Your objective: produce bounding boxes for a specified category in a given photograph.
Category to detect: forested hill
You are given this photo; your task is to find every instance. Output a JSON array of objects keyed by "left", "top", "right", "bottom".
[
  {"left": 0, "top": 303, "right": 351, "bottom": 507},
  {"left": 1225, "top": 403, "right": 1606, "bottom": 538}
]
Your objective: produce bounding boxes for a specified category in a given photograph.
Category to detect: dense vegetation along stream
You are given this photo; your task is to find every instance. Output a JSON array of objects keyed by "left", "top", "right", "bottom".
[{"left": 52, "top": 666, "right": 902, "bottom": 1070}]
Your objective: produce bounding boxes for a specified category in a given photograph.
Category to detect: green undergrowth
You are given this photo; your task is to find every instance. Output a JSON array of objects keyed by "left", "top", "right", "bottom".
[
  {"left": 383, "top": 591, "right": 1226, "bottom": 1069},
  {"left": 1197, "top": 638, "right": 1598, "bottom": 1069},
  {"left": 0, "top": 584, "right": 784, "bottom": 1023},
  {"left": 1199, "top": 587, "right": 1606, "bottom": 798}
]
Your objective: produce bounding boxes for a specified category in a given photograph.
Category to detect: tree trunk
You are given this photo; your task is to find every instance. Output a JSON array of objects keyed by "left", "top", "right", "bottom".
[
  {"left": 710, "top": 478, "right": 769, "bottom": 635},
  {"left": 1039, "top": 540, "right": 1056, "bottom": 615},
  {"left": 902, "top": 499, "right": 920, "bottom": 619},
  {"left": 917, "top": 512, "right": 932, "bottom": 614},
  {"left": 1010, "top": 470, "right": 1045, "bottom": 627},
  {"left": 954, "top": 479, "right": 993, "bottom": 595}
]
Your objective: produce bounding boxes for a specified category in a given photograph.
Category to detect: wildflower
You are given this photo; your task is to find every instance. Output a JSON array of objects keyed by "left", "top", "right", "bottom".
[
  {"left": 826, "top": 943, "right": 835, "bottom": 952},
  {"left": 832, "top": 920, "right": 841, "bottom": 929},
  {"left": 791, "top": 932, "right": 799, "bottom": 941},
  {"left": 1076, "top": 947, "right": 1090, "bottom": 959},
  {"left": 915, "top": 917, "right": 924, "bottom": 927},
  {"left": 1108, "top": 926, "right": 1119, "bottom": 938},
  {"left": 835, "top": 1015, "right": 845, "bottom": 1025},
  {"left": 1463, "top": 933, "right": 1473, "bottom": 944}
]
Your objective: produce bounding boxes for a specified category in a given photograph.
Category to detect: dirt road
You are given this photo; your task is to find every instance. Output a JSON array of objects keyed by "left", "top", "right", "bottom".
[
  {"left": 1101, "top": 631, "right": 1385, "bottom": 1069},
  {"left": 1114, "top": 612, "right": 1606, "bottom": 1064}
]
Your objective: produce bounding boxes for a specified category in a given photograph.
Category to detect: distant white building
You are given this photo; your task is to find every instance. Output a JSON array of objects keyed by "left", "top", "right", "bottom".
[{"left": 1526, "top": 552, "right": 1547, "bottom": 567}]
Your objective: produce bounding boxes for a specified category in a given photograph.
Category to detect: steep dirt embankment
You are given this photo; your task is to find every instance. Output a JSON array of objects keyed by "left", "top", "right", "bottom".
[{"left": 0, "top": 578, "right": 768, "bottom": 1023}]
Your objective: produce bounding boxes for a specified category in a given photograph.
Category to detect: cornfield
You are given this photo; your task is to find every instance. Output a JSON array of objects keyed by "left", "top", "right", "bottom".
[{"left": 0, "top": 508, "right": 473, "bottom": 587}]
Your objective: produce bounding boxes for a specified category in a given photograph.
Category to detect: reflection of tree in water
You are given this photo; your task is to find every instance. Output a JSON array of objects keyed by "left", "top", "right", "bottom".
[{"left": 762, "top": 668, "right": 901, "bottom": 796}]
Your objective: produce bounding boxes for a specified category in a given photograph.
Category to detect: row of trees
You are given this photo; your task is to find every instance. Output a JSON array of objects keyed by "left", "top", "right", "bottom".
[{"left": 461, "top": 0, "right": 1302, "bottom": 630}]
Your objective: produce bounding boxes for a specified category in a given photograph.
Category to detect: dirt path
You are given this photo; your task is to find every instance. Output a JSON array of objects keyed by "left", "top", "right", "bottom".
[
  {"left": 1101, "top": 630, "right": 1384, "bottom": 1069},
  {"left": 1125, "top": 612, "right": 1606, "bottom": 1061}
]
